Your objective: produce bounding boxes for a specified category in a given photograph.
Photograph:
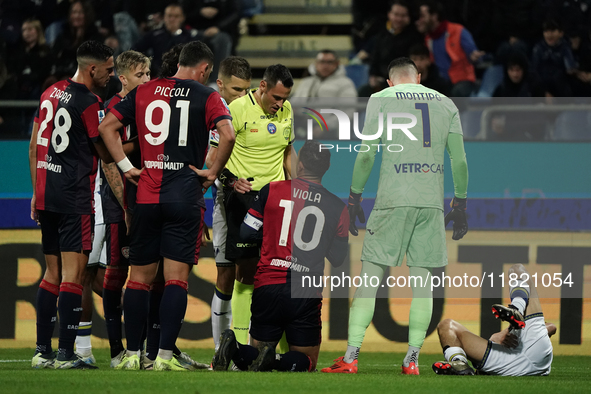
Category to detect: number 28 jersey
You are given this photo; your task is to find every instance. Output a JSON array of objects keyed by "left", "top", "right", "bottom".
[
  {"left": 110, "top": 77, "right": 231, "bottom": 206},
  {"left": 35, "top": 79, "right": 103, "bottom": 214}
]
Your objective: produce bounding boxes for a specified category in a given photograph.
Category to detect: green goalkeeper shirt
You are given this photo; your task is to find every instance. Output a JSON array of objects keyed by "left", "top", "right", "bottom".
[{"left": 351, "top": 83, "right": 468, "bottom": 210}]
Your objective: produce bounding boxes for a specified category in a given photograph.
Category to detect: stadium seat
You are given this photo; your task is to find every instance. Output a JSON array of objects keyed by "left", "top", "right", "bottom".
[{"left": 553, "top": 111, "right": 591, "bottom": 141}]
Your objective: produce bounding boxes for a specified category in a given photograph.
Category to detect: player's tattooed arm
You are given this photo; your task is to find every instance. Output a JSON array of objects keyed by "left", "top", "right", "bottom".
[{"left": 102, "top": 161, "right": 125, "bottom": 209}]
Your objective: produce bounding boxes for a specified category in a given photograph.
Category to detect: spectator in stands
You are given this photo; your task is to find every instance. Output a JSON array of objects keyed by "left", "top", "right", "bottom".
[
  {"left": 365, "top": 0, "right": 423, "bottom": 93},
  {"left": 50, "top": 1, "right": 104, "bottom": 82},
  {"left": 133, "top": 3, "right": 195, "bottom": 77},
  {"left": 493, "top": 52, "right": 543, "bottom": 98},
  {"left": 0, "top": 55, "right": 18, "bottom": 135},
  {"left": 416, "top": 0, "right": 484, "bottom": 97},
  {"left": 409, "top": 43, "right": 450, "bottom": 96},
  {"left": 350, "top": 0, "right": 390, "bottom": 59},
  {"left": 292, "top": 50, "right": 357, "bottom": 98},
  {"left": 532, "top": 20, "right": 576, "bottom": 97},
  {"left": 9, "top": 19, "right": 53, "bottom": 100},
  {"left": 181, "top": 0, "right": 239, "bottom": 51},
  {"left": 568, "top": 27, "right": 591, "bottom": 97},
  {"left": 134, "top": 3, "right": 230, "bottom": 82}
]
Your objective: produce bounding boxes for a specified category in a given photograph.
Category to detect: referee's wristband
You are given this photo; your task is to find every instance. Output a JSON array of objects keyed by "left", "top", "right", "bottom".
[{"left": 117, "top": 157, "right": 134, "bottom": 173}]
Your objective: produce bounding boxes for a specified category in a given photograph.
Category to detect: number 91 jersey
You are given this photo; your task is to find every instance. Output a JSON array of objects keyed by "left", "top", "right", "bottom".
[
  {"left": 35, "top": 79, "right": 103, "bottom": 214},
  {"left": 110, "top": 77, "right": 232, "bottom": 206}
]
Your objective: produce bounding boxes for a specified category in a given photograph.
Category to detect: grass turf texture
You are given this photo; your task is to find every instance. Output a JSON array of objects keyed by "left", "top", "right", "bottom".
[{"left": 1, "top": 349, "right": 589, "bottom": 394}]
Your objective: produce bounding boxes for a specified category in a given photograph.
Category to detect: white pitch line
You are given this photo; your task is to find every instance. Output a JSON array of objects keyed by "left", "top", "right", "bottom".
[{"left": 0, "top": 359, "right": 29, "bottom": 363}]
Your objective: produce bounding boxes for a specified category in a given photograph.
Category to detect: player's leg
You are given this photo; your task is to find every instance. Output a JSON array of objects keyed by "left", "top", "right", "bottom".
[
  {"left": 434, "top": 318, "right": 488, "bottom": 375},
  {"left": 233, "top": 257, "right": 257, "bottom": 343},
  {"left": 403, "top": 266, "right": 433, "bottom": 374},
  {"left": 75, "top": 264, "right": 98, "bottom": 364},
  {"left": 117, "top": 203, "right": 161, "bottom": 370},
  {"left": 211, "top": 192, "right": 235, "bottom": 349},
  {"left": 224, "top": 190, "right": 259, "bottom": 344},
  {"left": 55, "top": 213, "right": 97, "bottom": 369},
  {"left": 103, "top": 221, "right": 130, "bottom": 366},
  {"left": 493, "top": 264, "right": 537, "bottom": 329},
  {"left": 404, "top": 208, "right": 447, "bottom": 374},
  {"left": 151, "top": 203, "right": 203, "bottom": 371},
  {"left": 144, "top": 262, "right": 164, "bottom": 369},
  {"left": 33, "top": 211, "right": 61, "bottom": 368},
  {"left": 322, "top": 260, "right": 387, "bottom": 373}
]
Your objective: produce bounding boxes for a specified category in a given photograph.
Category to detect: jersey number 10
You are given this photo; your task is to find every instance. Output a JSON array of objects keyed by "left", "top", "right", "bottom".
[{"left": 278, "top": 199, "right": 326, "bottom": 251}]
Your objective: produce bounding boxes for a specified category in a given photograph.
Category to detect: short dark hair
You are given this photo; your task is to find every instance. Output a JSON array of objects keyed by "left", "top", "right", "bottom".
[
  {"left": 409, "top": 43, "right": 430, "bottom": 58},
  {"left": 388, "top": 57, "right": 419, "bottom": 78},
  {"left": 160, "top": 43, "right": 185, "bottom": 77},
  {"left": 389, "top": 0, "right": 410, "bottom": 11},
  {"left": 219, "top": 56, "right": 252, "bottom": 81},
  {"left": 263, "top": 64, "right": 294, "bottom": 89},
  {"left": 318, "top": 49, "right": 338, "bottom": 59},
  {"left": 543, "top": 19, "right": 561, "bottom": 32},
  {"left": 299, "top": 141, "right": 331, "bottom": 178},
  {"left": 179, "top": 41, "right": 214, "bottom": 68},
  {"left": 422, "top": 0, "right": 444, "bottom": 21},
  {"left": 77, "top": 40, "right": 114, "bottom": 65}
]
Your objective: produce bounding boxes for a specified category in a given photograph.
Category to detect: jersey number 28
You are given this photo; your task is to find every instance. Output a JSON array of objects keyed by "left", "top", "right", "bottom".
[{"left": 37, "top": 100, "right": 71, "bottom": 153}]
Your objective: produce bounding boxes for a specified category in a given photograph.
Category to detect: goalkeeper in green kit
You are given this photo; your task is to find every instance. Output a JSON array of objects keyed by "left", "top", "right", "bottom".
[{"left": 322, "top": 57, "right": 468, "bottom": 375}]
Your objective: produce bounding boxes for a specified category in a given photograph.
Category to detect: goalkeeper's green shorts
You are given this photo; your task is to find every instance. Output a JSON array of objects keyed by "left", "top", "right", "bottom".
[{"left": 361, "top": 207, "right": 448, "bottom": 268}]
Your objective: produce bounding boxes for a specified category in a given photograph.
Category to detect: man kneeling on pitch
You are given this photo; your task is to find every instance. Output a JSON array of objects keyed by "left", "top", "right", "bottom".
[
  {"left": 212, "top": 141, "right": 349, "bottom": 372},
  {"left": 433, "top": 264, "right": 556, "bottom": 376}
]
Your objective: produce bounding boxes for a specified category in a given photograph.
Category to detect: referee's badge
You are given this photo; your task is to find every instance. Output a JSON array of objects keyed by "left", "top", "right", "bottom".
[
  {"left": 283, "top": 125, "right": 291, "bottom": 141},
  {"left": 267, "top": 123, "right": 277, "bottom": 134}
]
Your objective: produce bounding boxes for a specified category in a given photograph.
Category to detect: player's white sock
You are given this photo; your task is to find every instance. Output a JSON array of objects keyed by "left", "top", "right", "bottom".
[
  {"left": 211, "top": 288, "right": 232, "bottom": 351},
  {"left": 157, "top": 349, "right": 173, "bottom": 361},
  {"left": 403, "top": 345, "right": 420, "bottom": 367},
  {"left": 443, "top": 346, "right": 468, "bottom": 364},
  {"left": 343, "top": 346, "right": 360, "bottom": 363},
  {"left": 75, "top": 321, "right": 92, "bottom": 357},
  {"left": 126, "top": 349, "right": 141, "bottom": 358},
  {"left": 511, "top": 297, "right": 527, "bottom": 315}
]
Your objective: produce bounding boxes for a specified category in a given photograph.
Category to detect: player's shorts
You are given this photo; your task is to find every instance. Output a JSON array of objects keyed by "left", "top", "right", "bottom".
[
  {"left": 88, "top": 222, "right": 106, "bottom": 268},
  {"left": 105, "top": 221, "right": 130, "bottom": 267},
  {"left": 38, "top": 210, "right": 94, "bottom": 254},
  {"left": 130, "top": 203, "right": 204, "bottom": 266},
  {"left": 361, "top": 207, "right": 447, "bottom": 268},
  {"left": 475, "top": 314, "right": 553, "bottom": 376},
  {"left": 212, "top": 180, "right": 232, "bottom": 267},
  {"left": 224, "top": 189, "right": 259, "bottom": 261},
  {"left": 250, "top": 283, "right": 322, "bottom": 347}
]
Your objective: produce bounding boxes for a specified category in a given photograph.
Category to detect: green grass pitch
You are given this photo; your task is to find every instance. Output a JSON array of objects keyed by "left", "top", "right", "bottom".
[{"left": 1, "top": 348, "right": 589, "bottom": 394}]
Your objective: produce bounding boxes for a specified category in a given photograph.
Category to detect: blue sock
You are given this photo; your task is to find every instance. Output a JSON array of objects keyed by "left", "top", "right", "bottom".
[
  {"left": 35, "top": 280, "right": 59, "bottom": 354},
  {"left": 103, "top": 287, "right": 124, "bottom": 358},
  {"left": 57, "top": 282, "right": 84, "bottom": 359},
  {"left": 233, "top": 343, "right": 259, "bottom": 371},
  {"left": 158, "top": 281, "right": 188, "bottom": 351},
  {"left": 123, "top": 281, "right": 150, "bottom": 352},
  {"left": 276, "top": 351, "right": 311, "bottom": 372},
  {"left": 146, "top": 286, "right": 164, "bottom": 360}
]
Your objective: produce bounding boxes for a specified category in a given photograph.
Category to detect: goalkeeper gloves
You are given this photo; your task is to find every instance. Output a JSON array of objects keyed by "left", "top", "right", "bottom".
[
  {"left": 348, "top": 188, "right": 365, "bottom": 236},
  {"left": 218, "top": 168, "right": 238, "bottom": 189},
  {"left": 444, "top": 197, "right": 468, "bottom": 240}
]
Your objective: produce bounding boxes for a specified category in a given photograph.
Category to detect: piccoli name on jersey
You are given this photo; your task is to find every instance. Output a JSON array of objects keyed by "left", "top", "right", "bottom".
[{"left": 154, "top": 86, "right": 190, "bottom": 98}]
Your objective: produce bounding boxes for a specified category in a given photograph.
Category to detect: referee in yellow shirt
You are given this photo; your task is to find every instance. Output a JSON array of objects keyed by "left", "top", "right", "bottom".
[{"left": 223, "top": 64, "right": 295, "bottom": 345}]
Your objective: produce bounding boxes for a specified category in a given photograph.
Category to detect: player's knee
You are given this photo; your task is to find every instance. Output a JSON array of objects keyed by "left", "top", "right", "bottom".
[{"left": 437, "top": 318, "right": 455, "bottom": 333}]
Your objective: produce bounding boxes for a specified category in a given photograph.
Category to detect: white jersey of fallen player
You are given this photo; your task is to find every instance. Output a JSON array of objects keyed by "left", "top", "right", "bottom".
[
  {"left": 480, "top": 314, "right": 553, "bottom": 376},
  {"left": 94, "top": 162, "right": 103, "bottom": 225}
]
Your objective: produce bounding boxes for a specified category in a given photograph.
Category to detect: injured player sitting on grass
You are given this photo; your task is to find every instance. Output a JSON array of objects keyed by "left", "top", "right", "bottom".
[{"left": 432, "top": 264, "right": 556, "bottom": 376}]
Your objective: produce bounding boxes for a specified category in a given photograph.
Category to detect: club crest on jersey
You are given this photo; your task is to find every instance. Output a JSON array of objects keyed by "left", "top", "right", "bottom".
[
  {"left": 267, "top": 123, "right": 277, "bottom": 134},
  {"left": 157, "top": 154, "right": 169, "bottom": 161},
  {"left": 97, "top": 109, "right": 105, "bottom": 124}
]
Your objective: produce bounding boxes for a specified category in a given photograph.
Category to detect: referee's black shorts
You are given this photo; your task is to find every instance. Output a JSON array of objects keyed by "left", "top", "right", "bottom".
[
  {"left": 224, "top": 189, "right": 259, "bottom": 261},
  {"left": 250, "top": 283, "right": 322, "bottom": 347}
]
